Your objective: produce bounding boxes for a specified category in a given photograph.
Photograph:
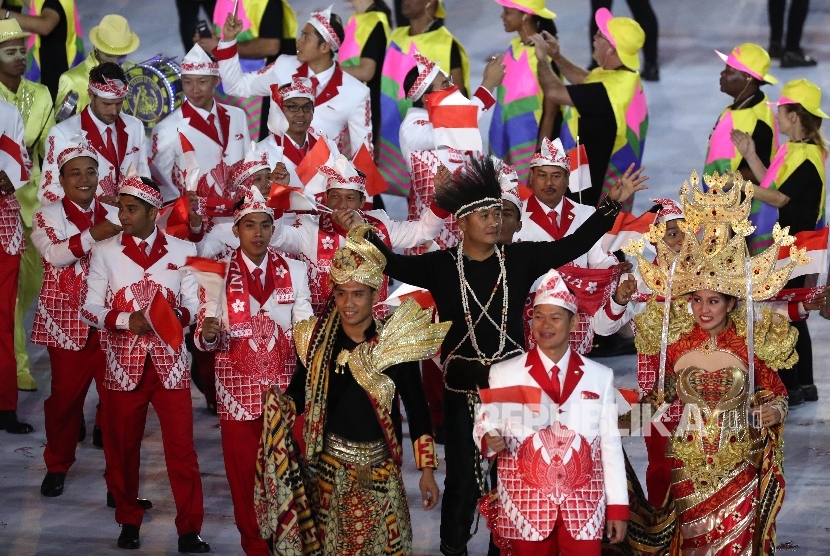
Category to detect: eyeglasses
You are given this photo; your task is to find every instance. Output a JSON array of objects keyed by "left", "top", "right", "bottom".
[{"left": 284, "top": 103, "right": 314, "bottom": 114}]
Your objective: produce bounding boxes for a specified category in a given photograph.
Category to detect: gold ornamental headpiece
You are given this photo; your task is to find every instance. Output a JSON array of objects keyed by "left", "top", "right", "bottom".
[
  {"left": 623, "top": 170, "right": 810, "bottom": 300},
  {"left": 329, "top": 224, "right": 387, "bottom": 290}
]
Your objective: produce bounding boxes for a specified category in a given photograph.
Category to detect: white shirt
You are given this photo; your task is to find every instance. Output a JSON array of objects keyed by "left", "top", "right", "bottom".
[
  {"left": 241, "top": 251, "right": 267, "bottom": 288},
  {"left": 307, "top": 63, "right": 336, "bottom": 94},
  {"left": 535, "top": 197, "right": 562, "bottom": 227},
  {"left": 88, "top": 109, "right": 117, "bottom": 150},
  {"left": 188, "top": 100, "right": 223, "bottom": 144},
  {"left": 537, "top": 346, "right": 570, "bottom": 384}
]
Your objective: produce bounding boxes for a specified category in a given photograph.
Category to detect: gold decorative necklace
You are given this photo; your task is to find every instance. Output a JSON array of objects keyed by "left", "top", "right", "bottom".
[
  {"left": 334, "top": 348, "right": 351, "bottom": 374},
  {"left": 700, "top": 334, "right": 718, "bottom": 355}
]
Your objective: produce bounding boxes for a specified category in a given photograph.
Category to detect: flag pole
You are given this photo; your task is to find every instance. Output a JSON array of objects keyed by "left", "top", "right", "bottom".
[{"left": 576, "top": 135, "right": 582, "bottom": 206}]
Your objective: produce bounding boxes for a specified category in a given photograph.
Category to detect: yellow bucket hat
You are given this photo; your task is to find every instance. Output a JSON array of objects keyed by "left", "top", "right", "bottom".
[
  {"left": 89, "top": 14, "right": 140, "bottom": 56},
  {"left": 493, "top": 0, "right": 556, "bottom": 20},
  {"left": 772, "top": 78, "right": 828, "bottom": 118},
  {"left": 0, "top": 19, "right": 31, "bottom": 44},
  {"left": 715, "top": 43, "right": 777, "bottom": 84},
  {"left": 595, "top": 8, "right": 644, "bottom": 71}
]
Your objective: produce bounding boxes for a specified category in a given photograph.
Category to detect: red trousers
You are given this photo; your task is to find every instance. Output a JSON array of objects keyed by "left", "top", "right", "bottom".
[
  {"left": 221, "top": 418, "right": 270, "bottom": 556},
  {"left": 43, "top": 332, "right": 107, "bottom": 474},
  {"left": 645, "top": 427, "right": 672, "bottom": 507},
  {"left": 509, "top": 515, "right": 602, "bottom": 555},
  {"left": 103, "top": 357, "right": 204, "bottom": 534},
  {"left": 421, "top": 358, "right": 444, "bottom": 427},
  {"left": 0, "top": 250, "right": 21, "bottom": 411}
]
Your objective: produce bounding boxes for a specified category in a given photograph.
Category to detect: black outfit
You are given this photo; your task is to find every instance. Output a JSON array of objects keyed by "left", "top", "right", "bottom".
[
  {"left": 589, "top": 0, "right": 659, "bottom": 67},
  {"left": 257, "top": 0, "right": 296, "bottom": 141},
  {"left": 370, "top": 197, "right": 620, "bottom": 554},
  {"left": 284, "top": 321, "right": 434, "bottom": 446},
  {"left": 38, "top": 0, "right": 68, "bottom": 101},
  {"left": 768, "top": 0, "right": 810, "bottom": 52},
  {"left": 728, "top": 91, "right": 776, "bottom": 180},
  {"left": 175, "top": 0, "right": 217, "bottom": 54},
  {"left": 358, "top": 11, "right": 389, "bottom": 150},
  {"left": 564, "top": 81, "right": 616, "bottom": 208},
  {"left": 774, "top": 146, "right": 822, "bottom": 390}
]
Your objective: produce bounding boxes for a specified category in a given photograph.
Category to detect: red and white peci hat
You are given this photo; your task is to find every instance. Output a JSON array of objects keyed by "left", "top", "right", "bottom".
[
  {"left": 407, "top": 50, "right": 443, "bottom": 102},
  {"left": 232, "top": 141, "right": 271, "bottom": 190},
  {"left": 233, "top": 186, "right": 274, "bottom": 224},
  {"left": 181, "top": 44, "right": 219, "bottom": 76},
  {"left": 318, "top": 154, "right": 366, "bottom": 194},
  {"left": 651, "top": 197, "right": 684, "bottom": 223},
  {"left": 529, "top": 137, "right": 570, "bottom": 170},
  {"left": 534, "top": 268, "right": 578, "bottom": 313},
  {"left": 57, "top": 131, "right": 99, "bottom": 169},
  {"left": 88, "top": 74, "right": 128, "bottom": 100},
  {"left": 493, "top": 156, "right": 521, "bottom": 210},
  {"left": 308, "top": 5, "right": 341, "bottom": 52},
  {"left": 118, "top": 166, "right": 163, "bottom": 209}
]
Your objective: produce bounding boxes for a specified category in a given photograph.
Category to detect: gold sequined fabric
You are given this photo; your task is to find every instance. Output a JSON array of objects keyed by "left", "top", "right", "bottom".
[
  {"left": 329, "top": 224, "right": 387, "bottom": 290},
  {"left": 731, "top": 305, "right": 799, "bottom": 371},
  {"left": 633, "top": 297, "right": 694, "bottom": 356}
]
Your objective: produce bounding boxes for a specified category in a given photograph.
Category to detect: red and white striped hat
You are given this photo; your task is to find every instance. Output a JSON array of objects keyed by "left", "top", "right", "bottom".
[
  {"left": 232, "top": 141, "right": 271, "bottom": 190},
  {"left": 529, "top": 137, "right": 570, "bottom": 170},
  {"left": 308, "top": 5, "right": 341, "bottom": 52},
  {"left": 233, "top": 186, "right": 274, "bottom": 224},
  {"left": 318, "top": 154, "right": 366, "bottom": 194},
  {"left": 181, "top": 44, "right": 219, "bottom": 76},
  {"left": 88, "top": 75, "right": 128, "bottom": 100},
  {"left": 534, "top": 268, "right": 578, "bottom": 314},
  {"left": 57, "top": 131, "right": 99, "bottom": 169},
  {"left": 651, "top": 197, "right": 684, "bottom": 223},
  {"left": 118, "top": 166, "right": 163, "bottom": 209},
  {"left": 407, "top": 50, "right": 443, "bottom": 102}
]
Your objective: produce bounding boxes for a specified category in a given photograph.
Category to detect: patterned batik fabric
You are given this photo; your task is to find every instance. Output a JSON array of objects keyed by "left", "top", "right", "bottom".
[{"left": 314, "top": 452, "right": 412, "bottom": 556}]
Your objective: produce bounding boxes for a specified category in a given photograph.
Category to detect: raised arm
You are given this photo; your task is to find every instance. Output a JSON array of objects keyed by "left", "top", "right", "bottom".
[
  {"left": 368, "top": 231, "right": 438, "bottom": 290},
  {"left": 213, "top": 39, "right": 278, "bottom": 98}
]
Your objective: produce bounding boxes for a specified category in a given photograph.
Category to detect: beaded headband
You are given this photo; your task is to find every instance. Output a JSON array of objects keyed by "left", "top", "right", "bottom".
[{"left": 455, "top": 198, "right": 502, "bottom": 220}]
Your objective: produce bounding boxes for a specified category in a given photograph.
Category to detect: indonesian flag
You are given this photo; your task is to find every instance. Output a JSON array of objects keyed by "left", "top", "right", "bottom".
[
  {"left": 0, "top": 132, "right": 29, "bottom": 186},
  {"left": 615, "top": 387, "right": 639, "bottom": 416},
  {"left": 479, "top": 386, "right": 543, "bottom": 424},
  {"left": 156, "top": 197, "right": 192, "bottom": 240},
  {"left": 600, "top": 211, "right": 657, "bottom": 253},
  {"left": 777, "top": 227, "right": 829, "bottom": 280},
  {"left": 567, "top": 144, "right": 590, "bottom": 193},
  {"left": 479, "top": 385, "right": 542, "bottom": 407},
  {"left": 266, "top": 183, "right": 316, "bottom": 212},
  {"left": 352, "top": 139, "right": 388, "bottom": 196},
  {"left": 556, "top": 265, "right": 622, "bottom": 315},
  {"left": 183, "top": 256, "right": 228, "bottom": 305},
  {"left": 517, "top": 185, "right": 533, "bottom": 202},
  {"left": 178, "top": 132, "right": 200, "bottom": 192},
  {"left": 425, "top": 86, "right": 482, "bottom": 152},
  {"left": 143, "top": 289, "right": 184, "bottom": 355},
  {"left": 380, "top": 282, "right": 435, "bottom": 309},
  {"left": 267, "top": 84, "right": 289, "bottom": 136},
  {"left": 295, "top": 135, "right": 332, "bottom": 185}
]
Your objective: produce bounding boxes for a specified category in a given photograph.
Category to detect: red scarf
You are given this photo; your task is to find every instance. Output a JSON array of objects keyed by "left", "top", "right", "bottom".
[{"left": 226, "top": 248, "right": 294, "bottom": 339}]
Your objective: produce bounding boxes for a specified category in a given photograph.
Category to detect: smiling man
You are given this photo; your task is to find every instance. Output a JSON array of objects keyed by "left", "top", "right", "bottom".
[{"left": 150, "top": 44, "right": 250, "bottom": 203}]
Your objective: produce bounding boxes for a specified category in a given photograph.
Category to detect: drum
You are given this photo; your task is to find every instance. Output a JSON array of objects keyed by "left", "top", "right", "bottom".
[
  {"left": 55, "top": 91, "right": 79, "bottom": 123},
  {"left": 124, "top": 57, "right": 184, "bottom": 135}
]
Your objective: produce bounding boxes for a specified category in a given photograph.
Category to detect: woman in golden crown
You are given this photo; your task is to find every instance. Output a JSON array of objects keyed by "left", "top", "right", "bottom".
[{"left": 621, "top": 171, "right": 808, "bottom": 555}]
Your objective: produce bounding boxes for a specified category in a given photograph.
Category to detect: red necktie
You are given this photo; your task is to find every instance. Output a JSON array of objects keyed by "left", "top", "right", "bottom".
[
  {"left": 550, "top": 364, "right": 561, "bottom": 402},
  {"left": 105, "top": 127, "right": 118, "bottom": 172},
  {"left": 207, "top": 113, "right": 220, "bottom": 144},
  {"left": 250, "top": 268, "right": 264, "bottom": 304},
  {"left": 138, "top": 240, "right": 149, "bottom": 266},
  {"left": 84, "top": 211, "right": 94, "bottom": 230},
  {"left": 309, "top": 76, "right": 319, "bottom": 94},
  {"left": 549, "top": 211, "right": 561, "bottom": 240}
]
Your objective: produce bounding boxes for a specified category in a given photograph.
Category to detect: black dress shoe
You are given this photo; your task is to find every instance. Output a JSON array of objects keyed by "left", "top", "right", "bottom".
[
  {"left": 178, "top": 532, "right": 210, "bottom": 553},
  {"left": 788, "top": 388, "right": 804, "bottom": 406},
  {"left": 78, "top": 416, "right": 86, "bottom": 442},
  {"left": 107, "top": 492, "right": 154, "bottom": 510},
  {"left": 641, "top": 62, "right": 660, "bottom": 82},
  {"left": 205, "top": 401, "right": 217, "bottom": 415},
  {"left": 781, "top": 49, "right": 818, "bottom": 68},
  {"left": 41, "top": 472, "right": 66, "bottom": 497},
  {"left": 0, "top": 410, "right": 34, "bottom": 434},
  {"left": 801, "top": 384, "right": 818, "bottom": 402},
  {"left": 92, "top": 425, "right": 103, "bottom": 448},
  {"left": 117, "top": 524, "right": 140, "bottom": 550},
  {"left": 768, "top": 41, "right": 784, "bottom": 59}
]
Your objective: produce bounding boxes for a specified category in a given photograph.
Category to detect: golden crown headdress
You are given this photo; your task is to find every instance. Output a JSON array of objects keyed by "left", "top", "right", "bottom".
[
  {"left": 329, "top": 224, "right": 387, "bottom": 290},
  {"left": 623, "top": 171, "right": 810, "bottom": 300}
]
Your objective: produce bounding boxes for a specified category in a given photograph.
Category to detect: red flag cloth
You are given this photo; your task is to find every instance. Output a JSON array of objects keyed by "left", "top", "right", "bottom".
[
  {"left": 352, "top": 142, "right": 388, "bottom": 196},
  {"left": 600, "top": 211, "right": 657, "bottom": 252},
  {"left": 764, "top": 286, "right": 825, "bottom": 304},
  {"left": 479, "top": 385, "right": 542, "bottom": 406},
  {"left": 555, "top": 265, "right": 622, "bottom": 315},
  {"left": 616, "top": 388, "right": 639, "bottom": 407},
  {"left": 156, "top": 197, "right": 192, "bottom": 239},
  {"left": 777, "top": 227, "right": 828, "bottom": 279},
  {"left": 517, "top": 185, "right": 533, "bottom": 201},
  {"left": 0, "top": 132, "right": 28, "bottom": 181},
  {"left": 144, "top": 289, "right": 184, "bottom": 355},
  {"left": 184, "top": 256, "right": 228, "bottom": 277},
  {"left": 294, "top": 137, "right": 331, "bottom": 185},
  {"left": 267, "top": 183, "right": 316, "bottom": 212}
]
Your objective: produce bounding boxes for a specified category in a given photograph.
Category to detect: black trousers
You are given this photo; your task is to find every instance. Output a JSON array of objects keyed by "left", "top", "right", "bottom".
[
  {"left": 175, "top": 0, "right": 217, "bottom": 54},
  {"left": 589, "top": 0, "right": 659, "bottom": 66},
  {"left": 440, "top": 389, "right": 500, "bottom": 556},
  {"left": 779, "top": 319, "right": 813, "bottom": 389},
  {"left": 768, "top": 0, "right": 811, "bottom": 50}
]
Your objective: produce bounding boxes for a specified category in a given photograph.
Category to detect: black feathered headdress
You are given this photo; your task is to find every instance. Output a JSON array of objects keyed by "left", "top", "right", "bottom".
[{"left": 434, "top": 155, "right": 502, "bottom": 219}]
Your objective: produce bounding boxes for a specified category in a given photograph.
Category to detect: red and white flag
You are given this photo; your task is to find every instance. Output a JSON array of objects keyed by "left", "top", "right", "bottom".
[
  {"left": 178, "top": 132, "right": 200, "bottom": 192},
  {"left": 352, "top": 138, "right": 388, "bottom": 196},
  {"left": 777, "top": 227, "right": 829, "bottom": 280},
  {"left": 184, "top": 256, "right": 228, "bottom": 302},
  {"left": 156, "top": 197, "right": 192, "bottom": 240},
  {"left": 600, "top": 211, "right": 657, "bottom": 253},
  {"left": 567, "top": 144, "right": 590, "bottom": 193},
  {"left": 267, "top": 84, "right": 289, "bottom": 136},
  {"left": 295, "top": 135, "right": 333, "bottom": 185},
  {"left": 0, "top": 132, "right": 29, "bottom": 186},
  {"left": 143, "top": 289, "right": 184, "bottom": 355},
  {"left": 380, "top": 282, "right": 435, "bottom": 310},
  {"left": 425, "top": 87, "right": 482, "bottom": 152},
  {"left": 266, "top": 183, "right": 316, "bottom": 212}
]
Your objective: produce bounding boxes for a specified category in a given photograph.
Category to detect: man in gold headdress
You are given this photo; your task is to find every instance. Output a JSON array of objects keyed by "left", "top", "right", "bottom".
[{"left": 256, "top": 224, "right": 447, "bottom": 556}]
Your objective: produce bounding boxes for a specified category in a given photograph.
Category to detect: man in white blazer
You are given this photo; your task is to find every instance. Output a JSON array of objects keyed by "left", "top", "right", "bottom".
[
  {"left": 195, "top": 190, "right": 312, "bottom": 556},
  {"left": 81, "top": 176, "right": 209, "bottom": 553},
  {"left": 150, "top": 44, "right": 250, "bottom": 203},
  {"left": 214, "top": 6, "right": 371, "bottom": 158},
  {"left": 474, "top": 268, "right": 627, "bottom": 555},
  {"left": 39, "top": 63, "right": 150, "bottom": 205}
]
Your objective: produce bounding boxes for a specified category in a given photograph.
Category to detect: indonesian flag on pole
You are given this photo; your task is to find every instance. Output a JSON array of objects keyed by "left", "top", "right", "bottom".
[
  {"left": 0, "top": 132, "right": 29, "bottom": 187},
  {"left": 479, "top": 385, "right": 543, "bottom": 423},
  {"left": 266, "top": 183, "right": 317, "bottom": 212},
  {"left": 178, "top": 132, "right": 200, "bottom": 192},
  {"left": 567, "top": 144, "right": 590, "bottom": 193},
  {"left": 379, "top": 282, "right": 436, "bottom": 310},
  {"left": 295, "top": 135, "right": 333, "bottom": 185},
  {"left": 156, "top": 197, "right": 192, "bottom": 240},
  {"left": 352, "top": 138, "right": 389, "bottom": 196},
  {"left": 600, "top": 211, "right": 657, "bottom": 253},
  {"left": 143, "top": 289, "right": 184, "bottom": 356},
  {"left": 777, "top": 227, "right": 829, "bottom": 280},
  {"left": 267, "top": 84, "right": 289, "bottom": 136},
  {"left": 184, "top": 256, "right": 228, "bottom": 304},
  {"left": 425, "top": 86, "right": 482, "bottom": 152}
]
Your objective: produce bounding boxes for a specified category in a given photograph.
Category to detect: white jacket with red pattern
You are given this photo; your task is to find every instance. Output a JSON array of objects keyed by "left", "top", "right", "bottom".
[
  {"left": 31, "top": 198, "right": 119, "bottom": 349},
  {"left": 473, "top": 347, "right": 628, "bottom": 541},
  {"left": 80, "top": 229, "right": 199, "bottom": 391},
  {"left": 39, "top": 107, "right": 150, "bottom": 205},
  {"left": 0, "top": 100, "right": 30, "bottom": 256},
  {"left": 194, "top": 247, "right": 313, "bottom": 421}
]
